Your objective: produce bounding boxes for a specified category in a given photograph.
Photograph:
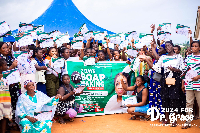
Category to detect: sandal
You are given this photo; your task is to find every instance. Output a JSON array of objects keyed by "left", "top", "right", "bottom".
[
  {"left": 162, "top": 121, "right": 170, "bottom": 125},
  {"left": 144, "top": 115, "right": 151, "bottom": 121},
  {"left": 68, "top": 118, "right": 74, "bottom": 122},
  {"left": 181, "top": 122, "right": 191, "bottom": 129},
  {"left": 139, "top": 116, "right": 146, "bottom": 121},
  {"left": 129, "top": 116, "right": 137, "bottom": 120},
  {"left": 170, "top": 122, "right": 177, "bottom": 127},
  {"left": 58, "top": 117, "right": 66, "bottom": 124},
  {"left": 193, "top": 116, "right": 199, "bottom": 120}
]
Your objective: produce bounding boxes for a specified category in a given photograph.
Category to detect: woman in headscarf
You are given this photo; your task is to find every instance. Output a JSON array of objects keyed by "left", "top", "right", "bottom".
[
  {"left": 15, "top": 80, "right": 61, "bottom": 133},
  {"left": 142, "top": 41, "right": 184, "bottom": 126},
  {"left": 140, "top": 42, "right": 166, "bottom": 118}
]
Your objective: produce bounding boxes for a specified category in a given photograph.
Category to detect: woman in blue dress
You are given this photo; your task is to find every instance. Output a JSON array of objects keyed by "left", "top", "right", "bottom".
[{"left": 140, "top": 43, "right": 166, "bottom": 117}]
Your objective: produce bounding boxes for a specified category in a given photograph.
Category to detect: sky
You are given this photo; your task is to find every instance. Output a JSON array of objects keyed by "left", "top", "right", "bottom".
[{"left": 0, "top": 0, "right": 199, "bottom": 43}]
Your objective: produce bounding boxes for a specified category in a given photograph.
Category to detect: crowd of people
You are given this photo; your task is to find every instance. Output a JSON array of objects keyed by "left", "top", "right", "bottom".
[{"left": 0, "top": 24, "right": 200, "bottom": 133}]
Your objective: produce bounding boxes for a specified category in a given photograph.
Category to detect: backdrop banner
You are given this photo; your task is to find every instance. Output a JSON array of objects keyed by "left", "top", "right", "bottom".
[{"left": 67, "top": 61, "right": 128, "bottom": 117}]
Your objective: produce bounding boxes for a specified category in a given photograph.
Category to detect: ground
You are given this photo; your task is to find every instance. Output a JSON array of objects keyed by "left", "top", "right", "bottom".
[{"left": 11, "top": 113, "right": 200, "bottom": 133}]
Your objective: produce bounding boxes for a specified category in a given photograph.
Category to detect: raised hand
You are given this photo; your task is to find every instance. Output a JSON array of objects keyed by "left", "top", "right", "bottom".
[
  {"left": 150, "top": 41, "right": 156, "bottom": 49},
  {"left": 143, "top": 45, "right": 147, "bottom": 51},
  {"left": 126, "top": 60, "right": 131, "bottom": 65},
  {"left": 157, "top": 26, "right": 161, "bottom": 31},
  {"left": 131, "top": 38, "right": 134, "bottom": 43},
  {"left": 150, "top": 24, "right": 155, "bottom": 33}
]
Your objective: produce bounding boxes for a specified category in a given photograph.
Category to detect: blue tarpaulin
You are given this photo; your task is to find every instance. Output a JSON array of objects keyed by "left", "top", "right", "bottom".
[{"left": 31, "top": 0, "right": 115, "bottom": 36}]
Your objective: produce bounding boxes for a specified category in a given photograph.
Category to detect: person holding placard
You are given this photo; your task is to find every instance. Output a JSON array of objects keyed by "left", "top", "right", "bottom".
[
  {"left": 122, "top": 75, "right": 149, "bottom": 120},
  {"left": 56, "top": 74, "right": 83, "bottom": 124},
  {"left": 0, "top": 42, "right": 19, "bottom": 128},
  {"left": 45, "top": 47, "right": 62, "bottom": 97},
  {"left": 140, "top": 42, "right": 167, "bottom": 119},
  {"left": 0, "top": 58, "right": 12, "bottom": 133},
  {"left": 181, "top": 41, "right": 200, "bottom": 129},
  {"left": 32, "top": 47, "right": 47, "bottom": 94},
  {"left": 152, "top": 41, "right": 184, "bottom": 126},
  {"left": 15, "top": 80, "right": 61, "bottom": 133}
]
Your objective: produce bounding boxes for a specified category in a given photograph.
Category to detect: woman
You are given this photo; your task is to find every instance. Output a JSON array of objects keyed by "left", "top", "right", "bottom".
[
  {"left": 104, "top": 72, "right": 128, "bottom": 114},
  {"left": 18, "top": 45, "right": 36, "bottom": 94},
  {"left": 182, "top": 41, "right": 200, "bottom": 129},
  {"left": 32, "top": 47, "right": 47, "bottom": 94},
  {"left": 152, "top": 41, "right": 184, "bottom": 126},
  {"left": 56, "top": 74, "right": 83, "bottom": 124},
  {"left": 0, "top": 58, "right": 12, "bottom": 133},
  {"left": 15, "top": 80, "right": 61, "bottom": 133},
  {"left": 122, "top": 75, "right": 149, "bottom": 120},
  {"left": 45, "top": 47, "right": 61, "bottom": 97},
  {"left": 0, "top": 42, "right": 19, "bottom": 126},
  {"left": 140, "top": 43, "right": 167, "bottom": 116}
]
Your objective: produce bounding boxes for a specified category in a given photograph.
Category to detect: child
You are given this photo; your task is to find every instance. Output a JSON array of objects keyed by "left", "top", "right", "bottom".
[
  {"left": 0, "top": 58, "right": 12, "bottom": 133},
  {"left": 56, "top": 74, "right": 83, "bottom": 124},
  {"left": 122, "top": 75, "right": 149, "bottom": 120},
  {"left": 32, "top": 47, "right": 47, "bottom": 94}
]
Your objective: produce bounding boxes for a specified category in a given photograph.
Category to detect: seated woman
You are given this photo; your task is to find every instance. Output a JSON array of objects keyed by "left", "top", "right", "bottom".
[
  {"left": 56, "top": 74, "right": 83, "bottom": 124},
  {"left": 121, "top": 75, "right": 149, "bottom": 120},
  {"left": 15, "top": 80, "right": 61, "bottom": 133}
]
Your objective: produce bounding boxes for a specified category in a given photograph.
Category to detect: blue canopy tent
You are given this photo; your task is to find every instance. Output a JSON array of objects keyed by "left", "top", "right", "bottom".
[
  {"left": 0, "top": 36, "right": 15, "bottom": 42},
  {"left": 31, "top": 0, "right": 115, "bottom": 36}
]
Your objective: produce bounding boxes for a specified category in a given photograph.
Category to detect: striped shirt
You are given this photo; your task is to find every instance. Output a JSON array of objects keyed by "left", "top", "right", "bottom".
[{"left": 184, "top": 54, "right": 200, "bottom": 91}]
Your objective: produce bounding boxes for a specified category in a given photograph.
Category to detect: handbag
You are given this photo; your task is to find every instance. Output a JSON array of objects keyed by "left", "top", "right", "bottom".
[
  {"left": 165, "top": 78, "right": 176, "bottom": 85},
  {"left": 152, "top": 72, "right": 162, "bottom": 82}
]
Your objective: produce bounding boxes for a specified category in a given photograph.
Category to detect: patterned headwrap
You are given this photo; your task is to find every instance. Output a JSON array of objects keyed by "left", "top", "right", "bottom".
[{"left": 24, "top": 80, "right": 33, "bottom": 88}]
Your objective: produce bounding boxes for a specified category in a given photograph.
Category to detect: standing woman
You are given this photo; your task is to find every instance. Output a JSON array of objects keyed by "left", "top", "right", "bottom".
[
  {"left": 152, "top": 41, "right": 184, "bottom": 126},
  {"left": 182, "top": 41, "right": 200, "bottom": 129},
  {"left": 141, "top": 43, "right": 167, "bottom": 117},
  {"left": 0, "top": 42, "right": 19, "bottom": 125},
  {"left": 45, "top": 47, "right": 61, "bottom": 97},
  {"left": 0, "top": 58, "right": 12, "bottom": 133},
  {"left": 32, "top": 47, "right": 47, "bottom": 94}
]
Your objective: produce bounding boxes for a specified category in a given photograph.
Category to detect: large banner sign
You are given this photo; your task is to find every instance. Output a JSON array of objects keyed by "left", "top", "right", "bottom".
[{"left": 67, "top": 61, "right": 128, "bottom": 117}]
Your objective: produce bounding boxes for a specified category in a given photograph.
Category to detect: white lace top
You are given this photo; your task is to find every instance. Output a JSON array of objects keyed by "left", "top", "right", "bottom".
[{"left": 152, "top": 54, "right": 184, "bottom": 78}]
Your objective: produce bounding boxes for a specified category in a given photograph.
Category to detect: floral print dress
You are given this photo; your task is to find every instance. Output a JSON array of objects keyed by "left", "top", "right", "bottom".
[{"left": 15, "top": 91, "right": 58, "bottom": 133}]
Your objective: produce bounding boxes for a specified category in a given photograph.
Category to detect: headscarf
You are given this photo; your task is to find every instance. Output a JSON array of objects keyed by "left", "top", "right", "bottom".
[
  {"left": 160, "top": 43, "right": 165, "bottom": 50},
  {"left": 24, "top": 79, "right": 33, "bottom": 88}
]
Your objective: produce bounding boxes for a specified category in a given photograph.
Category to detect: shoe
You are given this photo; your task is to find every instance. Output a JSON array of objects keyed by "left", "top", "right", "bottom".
[
  {"left": 170, "top": 122, "right": 177, "bottom": 127},
  {"left": 129, "top": 116, "right": 137, "bottom": 120},
  {"left": 181, "top": 122, "right": 191, "bottom": 129}
]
